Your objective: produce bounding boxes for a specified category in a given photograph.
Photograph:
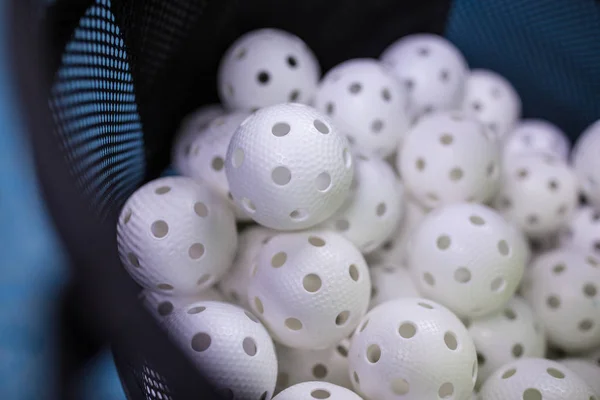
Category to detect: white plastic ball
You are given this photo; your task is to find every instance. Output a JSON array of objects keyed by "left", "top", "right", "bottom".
[
  {"left": 247, "top": 230, "right": 370, "bottom": 349},
  {"left": 572, "top": 119, "right": 600, "bottom": 209},
  {"left": 225, "top": 103, "right": 354, "bottom": 230},
  {"left": 398, "top": 111, "right": 501, "bottom": 209},
  {"left": 314, "top": 58, "right": 410, "bottom": 157},
  {"left": 479, "top": 357, "right": 597, "bottom": 400},
  {"left": 587, "top": 347, "right": 600, "bottom": 366},
  {"left": 218, "top": 29, "right": 320, "bottom": 111},
  {"left": 273, "top": 381, "right": 362, "bottom": 400},
  {"left": 407, "top": 202, "right": 528, "bottom": 318},
  {"left": 468, "top": 296, "right": 546, "bottom": 387},
  {"left": 560, "top": 359, "right": 600, "bottom": 397},
  {"left": 117, "top": 177, "right": 237, "bottom": 296},
  {"left": 219, "top": 226, "right": 276, "bottom": 308},
  {"left": 348, "top": 298, "right": 477, "bottom": 400},
  {"left": 184, "top": 111, "right": 251, "bottom": 220},
  {"left": 168, "top": 301, "right": 277, "bottom": 399},
  {"left": 503, "top": 119, "right": 570, "bottom": 161},
  {"left": 461, "top": 69, "right": 521, "bottom": 140},
  {"left": 172, "top": 104, "right": 225, "bottom": 175},
  {"left": 380, "top": 34, "right": 468, "bottom": 118},
  {"left": 521, "top": 249, "right": 600, "bottom": 353},
  {"left": 321, "top": 155, "right": 404, "bottom": 253},
  {"left": 368, "top": 264, "right": 420, "bottom": 310},
  {"left": 560, "top": 206, "right": 600, "bottom": 257},
  {"left": 276, "top": 341, "right": 352, "bottom": 392},
  {"left": 494, "top": 154, "right": 579, "bottom": 238}
]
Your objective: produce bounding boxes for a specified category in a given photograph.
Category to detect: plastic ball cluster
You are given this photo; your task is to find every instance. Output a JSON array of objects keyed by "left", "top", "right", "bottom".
[{"left": 117, "top": 28, "right": 600, "bottom": 400}]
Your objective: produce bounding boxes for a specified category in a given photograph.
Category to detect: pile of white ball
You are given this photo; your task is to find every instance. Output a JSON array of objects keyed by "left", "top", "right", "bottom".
[{"left": 117, "top": 28, "right": 600, "bottom": 400}]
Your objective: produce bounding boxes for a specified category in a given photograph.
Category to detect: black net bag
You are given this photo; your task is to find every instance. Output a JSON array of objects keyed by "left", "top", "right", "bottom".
[{"left": 9, "top": 0, "right": 600, "bottom": 399}]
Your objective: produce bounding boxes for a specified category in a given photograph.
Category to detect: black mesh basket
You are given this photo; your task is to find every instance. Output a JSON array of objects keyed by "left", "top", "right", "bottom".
[{"left": 9, "top": 0, "right": 600, "bottom": 399}]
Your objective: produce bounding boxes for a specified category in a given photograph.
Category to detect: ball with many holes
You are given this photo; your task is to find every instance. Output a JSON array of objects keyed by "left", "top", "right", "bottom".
[
  {"left": 219, "top": 226, "right": 276, "bottom": 308},
  {"left": 494, "top": 154, "right": 579, "bottom": 238},
  {"left": 225, "top": 103, "right": 354, "bottom": 230},
  {"left": 273, "top": 381, "right": 363, "bottom": 400},
  {"left": 520, "top": 249, "right": 600, "bottom": 353},
  {"left": 142, "top": 286, "right": 225, "bottom": 325},
  {"left": 461, "top": 69, "right": 521, "bottom": 140},
  {"left": 172, "top": 104, "right": 225, "bottom": 176},
  {"left": 572, "top": 119, "right": 600, "bottom": 209},
  {"left": 559, "top": 359, "right": 600, "bottom": 397},
  {"left": 275, "top": 340, "right": 352, "bottom": 393},
  {"left": 408, "top": 202, "right": 528, "bottom": 318},
  {"left": 168, "top": 301, "right": 277, "bottom": 399},
  {"left": 398, "top": 111, "right": 501, "bottom": 209},
  {"left": 369, "top": 264, "right": 420, "bottom": 310},
  {"left": 184, "top": 111, "right": 252, "bottom": 220},
  {"left": 503, "top": 119, "right": 570, "bottom": 162},
  {"left": 479, "top": 357, "right": 597, "bottom": 400},
  {"left": 218, "top": 28, "right": 320, "bottom": 111},
  {"left": 380, "top": 33, "right": 468, "bottom": 118},
  {"left": 321, "top": 154, "right": 404, "bottom": 253},
  {"left": 348, "top": 297, "right": 477, "bottom": 400},
  {"left": 246, "top": 230, "right": 370, "bottom": 349},
  {"left": 467, "top": 296, "right": 547, "bottom": 387},
  {"left": 117, "top": 177, "right": 237, "bottom": 296},
  {"left": 560, "top": 206, "right": 600, "bottom": 257},
  {"left": 313, "top": 58, "right": 410, "bottom": 157}
]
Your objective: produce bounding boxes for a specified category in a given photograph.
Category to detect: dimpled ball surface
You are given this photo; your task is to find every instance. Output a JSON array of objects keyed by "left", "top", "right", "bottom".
[
  {"left": 521, "top": 249, "right": 600, "bottom": 353},
  {"left": 273, "top": 381, "right": 362, "bottom": 400},
  {"left": 225, "top": 103, "right": 353, "bottom": 230},
  {"left": 468, "top": 296, "right": 546, "bottom": 386},
  {"left": 218, "top": 28, "right": 320, "bottom": 111},
  {"left": 380, "top": 33, "right": 468, "bottom": 118},
  {"left": 503, "top": 119, "right": 570, "bottom": 161},
  {"left": 559, "top": 358, "right": 600, "bottom": 397},
  {"left": 461, "top": 69, "right": 521, "bottom": 140},
  {"left": 494, "top": 154, "right": 579, "bottom": 238},
  {"left": 348, "top": 297, "right": 477, "bottom": 400},
  {"left": 369, "top": 264, "right": 420, "bottom": 310},
  {"left": 479, "top": 357, "right": 597, "bottom": 400},
  {"left": 321, "top": 155, "right": 404, "bottom": 253},
  {"left": 407, "top": 202, "right": 528, "bottom": 318},
  {"left": 247, "top": 230, "right": 370, "bottom": 349},
  {"left": 117, "top": 176, "right": 237, "bottom": 296},
  {"left": 314, "top": 58, "right": 410, "bottom": 157},
  {"left": 560, "top": 206, "right": 600, "bottom": 257},
  {"left": 168, "top": 301, "right": 277, "bottom": 400},
  {"left": 398, "top": 111, "right": 501, "bottom": 209},
  {"left": 572, "top": 119, "right": 600, "bottom": 209}
]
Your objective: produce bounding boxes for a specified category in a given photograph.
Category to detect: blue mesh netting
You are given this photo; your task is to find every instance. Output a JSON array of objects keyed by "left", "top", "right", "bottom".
[
  {"left": 446, "top": 0, "right": 600, "bottom": 140},
  {"left": 49, "top": 0, "right": 145, "bottom": 220}
]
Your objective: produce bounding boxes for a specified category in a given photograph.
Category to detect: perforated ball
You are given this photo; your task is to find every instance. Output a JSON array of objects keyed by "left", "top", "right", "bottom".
[
  {"left": 407, "top": 202, "right": 528, "bottom": 318},
  {"left": 219, "top": 226, "right": 276, "bottom": 308},
  {"left": 494, "top": 154, "right": 578, "bottom": 238},
  {"left": 225, "top": 103, "right": 353, "bottom": 230},
  {"left": 479, "top": 357, "right": 597, "bottom": 400},
  {"left": 461, "top": 69, "right": 521, "bottom": 140},
  {"left": 380, "top": 33, "right": 468, "bottom": 118},
  {"left": 247, "top": 230, "right": 370, "bottom": 349},
  {"left": 560, "top": 206, "right": 600, "bottom": 257},
  {"left": 348, "top": 298, "right": 477, "bottom": 400},
  {"left": 572, "top": 119, "right": 600, "bottom": 209},
  {"left": 314, "top": 58, "right": 410, "bottom": 157},
  {"left": 218, "top": 28, "right": 320, "bottom": 111},
  {"left": 273, "top": 381, "right": 362, "bottom": 400},
  {"left": 468, "top": 296, "right": 546, "bottom": 387},
  {"left": 168, "top": 301, "right": 277, "bottom": 399},
  {"left": 369, "top": 264, "right": 420, "bottom": 310},
  {"left": 521, "top": 249, "right": 600, "bottom": 353},
  {"left": 560, "top": 359, "right": 600, "bottom": 397},
  {"left": 398, "top": 111, "right": 501, "bottom": 209},
  {"left": 117, "top": 177, "right": 237, "bottom": 296},
  {"left": 276, "top": 341, "right": 352, "bottom": 392},
  {"left": 142, "top": 287, "right": 225, "bottom": 325},
  {"left": 503, "top": 119, "right": 570, "bottom": 161},
  {"left": 321, "top": 155, "right": 404, "bottom": 253},
  {"left": 172, "top": 104, "right": 225, "bottom": 176}
]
